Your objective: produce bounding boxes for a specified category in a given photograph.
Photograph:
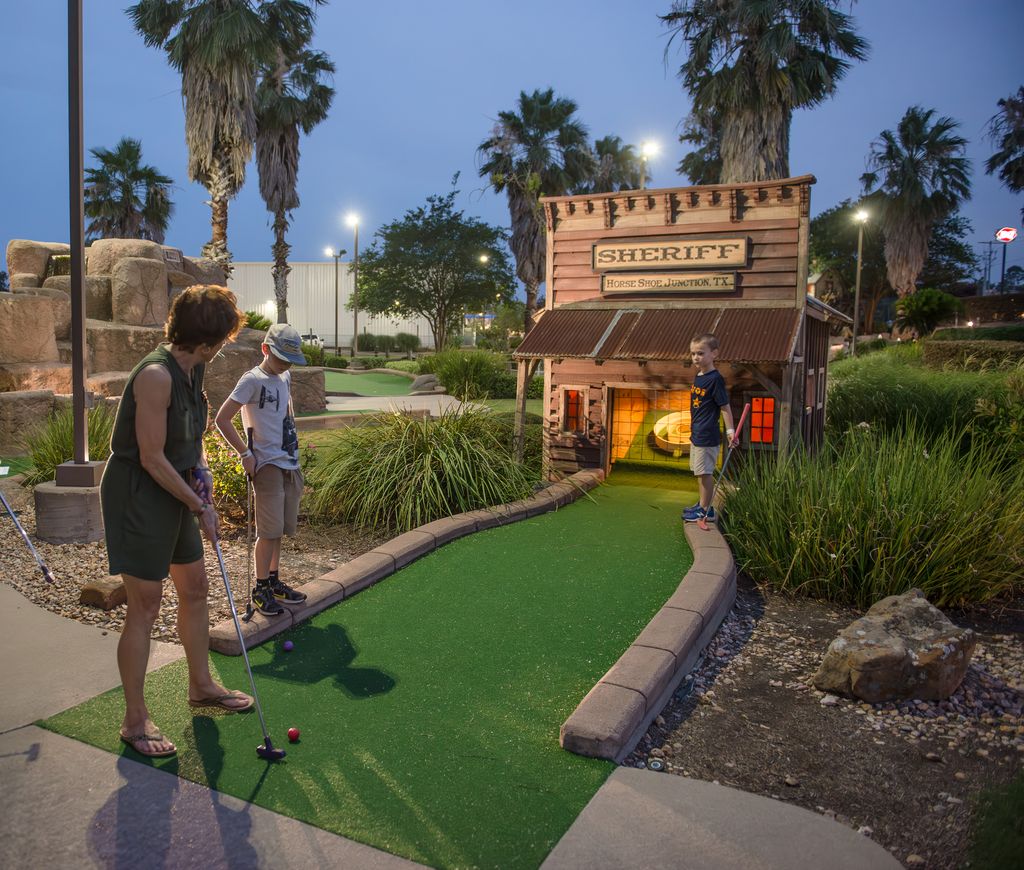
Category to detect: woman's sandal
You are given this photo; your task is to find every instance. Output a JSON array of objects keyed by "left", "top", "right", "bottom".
[
  {"left": 119, "top": 730, "right": 177, "bottom": 758},
  {"left": 188, "top": 690, "right": 254, "bottom": 712}
]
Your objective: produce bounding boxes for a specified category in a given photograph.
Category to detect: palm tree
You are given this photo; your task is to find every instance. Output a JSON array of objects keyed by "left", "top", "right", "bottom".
[
  {"left": 985, "top": 86, "right": 1024, "bottom": 224},
  {"left": 861, "top": 106, "right": 972, "bottom": 297},
  {"left": 128, "top": 0, "right": 275, "bottom": 274},
  {"left": 255, "top": 0, "right": 334, "bottom": 323},
  {"left": 84, "top": 137, "right": 174, "bottom": 243},
  {"left": 676, "top": 108, "right": 722, "bottom": 185},
  {"left": 581, "top": 136, "right": 647, "bottom": 193},
  {"left": 662, "top": 0, "right": 868, "bottom": 183},
  {"left": 478, "top": 88, "right": 595, "bottom": 333}
]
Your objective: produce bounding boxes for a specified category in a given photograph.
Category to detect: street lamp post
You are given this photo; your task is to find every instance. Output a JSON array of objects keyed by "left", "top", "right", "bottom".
[
  {"left": 325, "top": 246, "right": 345, "bottom": 354},
  {"left": 640, "top": 141, "right": 659, "bottom": 190},
  {"left": 851, "top": 209, "right": 869, "bottom": 358},
  {"left": 347, "top": 213, "right": 360, "bottom": 356}
]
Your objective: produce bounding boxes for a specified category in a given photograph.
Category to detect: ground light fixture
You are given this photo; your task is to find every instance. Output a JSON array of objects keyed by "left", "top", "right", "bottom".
[{"left": 851, "top": 209, "right": 869, "bottom": 357}]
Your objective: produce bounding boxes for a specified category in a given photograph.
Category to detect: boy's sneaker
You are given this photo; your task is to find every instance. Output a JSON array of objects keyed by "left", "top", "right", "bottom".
[
  {"left": 681, "top": 501, "right": 701, "bottom": 520},
  {"left": 684, "top": 505, "right": 717, "bottom": 524},
  {"left": 252, "top": 585, "right": 285, "bottom": 616},
  {"left": 271, "top": 578, "right": 307, "bottom": 606}
]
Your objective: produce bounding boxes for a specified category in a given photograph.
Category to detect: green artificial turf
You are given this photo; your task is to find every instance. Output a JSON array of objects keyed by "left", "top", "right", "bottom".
[
  {"left": 324, "top": 370, "right": 412, "bottom": 396},
  {"left": 42, "top": 474, "right": 695, "bottom": 868},
  {"left": 0, "top": 455, "right": 34, "bottom": 477}
]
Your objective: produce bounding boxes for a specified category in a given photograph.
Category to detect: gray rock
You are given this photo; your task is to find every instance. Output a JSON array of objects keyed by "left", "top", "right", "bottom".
[
  {"left": 812, "top": 589, "right": 975, "bottom": 703},
  {"left": 411, "top": 373, "right": 439, "bottom": 391}
]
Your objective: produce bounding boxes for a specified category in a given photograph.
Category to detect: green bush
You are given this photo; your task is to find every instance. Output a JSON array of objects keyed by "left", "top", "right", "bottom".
[
  {"left": 921, "top": 339, "right": 1024, "bottom": 371},
  {"left": 971, "top": 370, "right": 1024, "bottom": 466},
  {"left": 488, "top": 370, "right": 517, "bottom": 399},
  {"left": 357, "top": 333, "right": 376, "bottom": 353},
  {"left": 202, "top": 426, "right": 248, "bottom": 518},
  {"left": 302, "top": 342, "right": 325, "bottom": 366},
  {"left": 376, "top": 334, "right": 395, "bottom": 354},
  {"left": 21, "top": 403, "right": 116, "bottom": 486},
  {"left": 723, "top": 425, "right": 1024, "bottom": 608},
  {"left": 418, "top": 349, "right": 509, "bottom": 400},
  {"left": 932, "top": 324, "right": 1024, "bottom": 342},
  {"left": 349, "top": 355, "right": 387, "bottom": 369},
  {"left": 304, "top": 406, "right": 538, "bottom": 533},
  {"left": 526, "top": 376, "right": 545, "bottom": 399},
  {"left": 245, "top": 310, "right": 272, "bottom": 332},
  {"left": 323, "top": 353, "right": 349, "bottom": 369},
  {"left": 383, "top": 360, "right": 420, "bottom": 373},
  {"left": 895, "top": 288, "right": 964, "bottom": 336},
  {"left": 394, "top": 332, "right": 420, "bottom": 357},
  {"left": 46, "top": 254, "right": 71, "bottom": 278}
]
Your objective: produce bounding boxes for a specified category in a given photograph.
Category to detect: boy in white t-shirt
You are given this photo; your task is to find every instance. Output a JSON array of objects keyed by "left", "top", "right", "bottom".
[{"left": 215, "top": 323, "right": 308, "bottom": 617}]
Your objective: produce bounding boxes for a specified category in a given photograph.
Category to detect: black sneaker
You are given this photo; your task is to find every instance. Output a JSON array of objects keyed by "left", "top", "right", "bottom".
[
  {"left": 252, "top": 585, "right": 285, "bottom": 616},
  {"left": 271, "top": 578, "right": 307, "bottom": 606}
]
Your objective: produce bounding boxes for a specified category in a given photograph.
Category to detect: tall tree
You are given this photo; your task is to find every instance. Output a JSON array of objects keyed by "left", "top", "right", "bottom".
[
  {"left": 255, "top": 0, "right": 334, "bottom": 323},
  {"left": 984, "top": 86, "right": 1024, "bottom": 224},
  {"left": 581, "top": 135, "right": 648, "bottom": 193},
  {"left": 128, "top": 0, "right": 275, "bottom": 273},
  {"left": 861, "top": 106, "right": 972, "bottom": 296},
  {"left": 918, "top": 213, "right": 978, "bottom": 290},
  {"left": 84, "top": 137, "right": 174, "bottom": 243},
  {"left": 477, "top": 88, "right": 595, "bottom": 333},
  {"left": 676, "top": 108, "right": 722, "bottom": 185},
  {"left": 662, "top": 0, "right": 867, "bottom": 183},
  {"left": 355, "top": 188, "right": 515, "bottom": 351}
]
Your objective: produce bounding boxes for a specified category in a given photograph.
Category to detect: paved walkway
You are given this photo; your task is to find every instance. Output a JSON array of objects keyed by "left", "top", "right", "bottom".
[{"left": 0, "top": 550, "right": 900, "bottom": 869}]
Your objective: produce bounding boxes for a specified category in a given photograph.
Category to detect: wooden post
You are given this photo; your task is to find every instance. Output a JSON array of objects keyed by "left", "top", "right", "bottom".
[{"left": 514, "top": 358, "right": 540, "bottom": 462}]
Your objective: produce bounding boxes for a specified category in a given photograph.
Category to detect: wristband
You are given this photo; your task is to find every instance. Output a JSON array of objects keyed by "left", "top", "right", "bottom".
[
  {"left": 726, "top": 429, "right": 735, "bottom": 436},
  {"left": 239, "top": 449, "right": 253, "bottom": 459}
]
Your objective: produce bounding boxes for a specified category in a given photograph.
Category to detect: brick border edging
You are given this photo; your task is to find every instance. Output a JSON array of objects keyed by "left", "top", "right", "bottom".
[
  {"left": 208, "top": 469, "right": 606, "bottom": 655},
  {"left": 558, "top": 523, "right": 737, "bottom": 763}
]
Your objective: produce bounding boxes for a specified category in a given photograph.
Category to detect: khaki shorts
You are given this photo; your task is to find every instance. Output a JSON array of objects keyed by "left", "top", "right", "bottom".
[
  {"left": 690, "top": 444, "right": 721, "bottom": 477},
  {"left": 252, "top": 464, "right": 304, "bottom": 538}
]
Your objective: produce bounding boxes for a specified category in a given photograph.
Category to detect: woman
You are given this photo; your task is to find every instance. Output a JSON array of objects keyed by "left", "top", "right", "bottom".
[{"left": 101, "top": 284, "right": 250, "bottom": 758}]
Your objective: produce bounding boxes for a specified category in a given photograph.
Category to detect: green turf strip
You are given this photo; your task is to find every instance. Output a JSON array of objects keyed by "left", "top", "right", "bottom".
[
  {"left": 42, "top": 473, "right": 695, "bottom": 868},
  {"left": 324, "top": 370, "right": 412, "bottom": 396}
]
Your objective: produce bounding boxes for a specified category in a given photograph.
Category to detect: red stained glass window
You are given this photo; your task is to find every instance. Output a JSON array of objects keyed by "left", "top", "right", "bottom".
[
  {"left": 749, "top": 396, "right": 776, "bottom": 444},
  {"left": 564, "top": 389, "right": 583, "bottom": 433}
]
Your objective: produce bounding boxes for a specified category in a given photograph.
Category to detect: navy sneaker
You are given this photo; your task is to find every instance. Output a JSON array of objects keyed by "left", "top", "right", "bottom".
[
  {"left": 682, "top": 504, "right": 704, "bottom": 521},
  {"left": 681, "top": 501, "right": 701, "bottom": 519},
  {"left": 271, "top": 577, "right": 307, "bottom": 606},
  {"left": 252, "top": 585, "right": 285, "bottom": 616},
  {"left": 684, "top": 505, "right": 717, "bottom": 524}
]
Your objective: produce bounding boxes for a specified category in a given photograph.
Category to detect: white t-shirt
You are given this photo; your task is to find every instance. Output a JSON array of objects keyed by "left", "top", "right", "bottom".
[{"left": 229, "top": 366, "right": 299, "bottom": 470}]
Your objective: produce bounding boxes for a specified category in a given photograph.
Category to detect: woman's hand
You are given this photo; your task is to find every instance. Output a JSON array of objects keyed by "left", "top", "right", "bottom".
[
  {"left": 192, "top": 466, "right": 214, "bottom": 502},
  {"left": 198, "top": 504, "right": 219, "bottom": 542}
]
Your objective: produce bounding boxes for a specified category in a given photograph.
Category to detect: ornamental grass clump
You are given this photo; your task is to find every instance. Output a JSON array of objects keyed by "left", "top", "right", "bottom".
[
  {"left": 21, "top": 403, "right": 116, "bottom": 486},
  {"left": 417, "top": 349, "right": 508, "bottom": 400},
  {"left": 723, "top": 424, "right": 1024, "bottom": 609},
  {"left": 305, "top": 405, "right": 538, "bottom": 533}
]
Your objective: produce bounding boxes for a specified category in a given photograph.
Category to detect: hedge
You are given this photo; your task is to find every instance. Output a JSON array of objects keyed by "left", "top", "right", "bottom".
[{"left": 921, "top": 339, "right": 1024, "bottom": 370}]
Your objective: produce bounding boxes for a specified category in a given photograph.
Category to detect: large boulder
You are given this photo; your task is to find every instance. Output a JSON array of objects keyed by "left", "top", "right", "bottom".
[
  {"left": 813, "top": 589, "right": 976, "bottom": 703},
  {"left": 202, "top": 338, "right": 263, "bottom": 412},
  {"left": 0, "top": 294, "right": 59, "bottom": 363},
  {"left": 0, "top": 390, "right": 54, "bottom": 454},
  {"left": 43, "top": 274, "right": 114, "bottom": 321},
  {"left": 291, "top": 366, "right": 326, "bottom": 414},
  {"left": 182, "top": 256, "right": 225, "bottom": 286},
  {"left": 14, "top": 287, "right": 71, "bottom": 340},
  {"left": 0, "top": 362, "right": 73, "bottom": 393},
  {"left": 87, "top": 371, "right": 132, "bottom": 397},
  {"left": 10, "top": 273, "right": 41, "bottom": 289},
  {"left": 86, "top": 320, "right": 163, "bottom": 373},
  {"left": 85, "top": 238, "right": 164, "bottom": 277},
  {"left": 5, "top": 240, "right": 69, "bottom": 284},
  {"left": 111, "top": 257, "right": 169, "bottom": 326}
]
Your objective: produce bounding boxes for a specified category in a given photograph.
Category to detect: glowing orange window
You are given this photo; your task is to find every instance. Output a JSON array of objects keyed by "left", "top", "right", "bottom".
[
  {"left": 749, "top": 397, "right": 776, "bottom": 444},
  {"left": 564, "top": 389, "right": 584, "bottom": 434}
]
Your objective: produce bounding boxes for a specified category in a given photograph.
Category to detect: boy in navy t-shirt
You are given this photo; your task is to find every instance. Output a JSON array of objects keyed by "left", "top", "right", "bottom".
[{"left": 683, "top": 333, "right": 736, "bottom": 524}]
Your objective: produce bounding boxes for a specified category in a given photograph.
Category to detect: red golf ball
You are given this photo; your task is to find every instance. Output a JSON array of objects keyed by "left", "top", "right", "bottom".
[{"left": 287, "top": 727, "right": 300, "bottom": 743}]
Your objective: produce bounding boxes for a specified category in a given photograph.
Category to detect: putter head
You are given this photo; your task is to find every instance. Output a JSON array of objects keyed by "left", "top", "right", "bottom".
[
  {"left": 698, "top": 516, "right": 710, "bottom": 531},
  {"left": 41, "top": 566, "right": 55, "bottom": 584},
  {"left": 256, "top": 737, "right": 286, "bottom": 761}
]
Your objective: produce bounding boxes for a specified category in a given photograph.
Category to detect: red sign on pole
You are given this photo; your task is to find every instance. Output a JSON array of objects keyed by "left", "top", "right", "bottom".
[{"left": 995, "top": 226, "right": 1018, "bottom": 243}]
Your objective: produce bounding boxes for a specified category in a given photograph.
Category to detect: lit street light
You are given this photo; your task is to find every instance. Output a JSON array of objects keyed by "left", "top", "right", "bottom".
[
  {"left": 347, "top": 213, "right": 360, "bottom": 356},
  {"left": 640, "top": 141, "right": 659, "bottom": 190},
  {"left": 851, "top": 209, "right": 869, "bottom": 357},
  {"left": 325, "top": 246, "right": 345, "bottom": 354}
]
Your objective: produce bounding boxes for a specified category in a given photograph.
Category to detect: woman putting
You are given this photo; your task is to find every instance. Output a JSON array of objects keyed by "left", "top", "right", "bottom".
[{"left": 101, "top": 284, "right": 252, "bottom": 758}]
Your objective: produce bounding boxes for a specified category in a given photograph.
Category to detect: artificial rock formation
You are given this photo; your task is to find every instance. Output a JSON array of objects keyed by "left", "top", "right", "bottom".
[
  {"left": 111, "top": 257, "right": 169, "bottom": 326},
  {"left": 43, "top": 274, "right": 113, "bottom": 321},
  {"left": 85, "top": 238, "right": 164, "bottom": 278},
  {"left": 5, "top": 240, "right": 69, "bottom": 284},
  {"left": 813, "top": 588, "right": 976, "bottom": 703},
  {"left": 0, "top": 294, "right": 58, "bottom": 364}
]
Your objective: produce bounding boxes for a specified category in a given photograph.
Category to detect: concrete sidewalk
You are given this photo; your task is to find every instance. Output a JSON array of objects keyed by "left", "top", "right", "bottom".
[{"left": 0, "top": 576, "right": 899, "bottom": 869}]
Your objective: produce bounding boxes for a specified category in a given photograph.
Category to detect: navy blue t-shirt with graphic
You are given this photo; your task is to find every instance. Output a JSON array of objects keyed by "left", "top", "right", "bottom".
[{"left": 690, "top": 368, "right": 729, "bottom": 447}]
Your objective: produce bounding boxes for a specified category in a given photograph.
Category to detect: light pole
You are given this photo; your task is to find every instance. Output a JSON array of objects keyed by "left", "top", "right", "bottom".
[
  {"left": 324, "top": 246, "right": 345, "bottom": 354},
  {"left": 347, "top": 213, "right": 360, "bottom": 356},
  {"left": 640, "top": 141, "right": 659, "bottom": 190},
  {"left": 851, "top": 209, "right": 868, "bottom": 357}
]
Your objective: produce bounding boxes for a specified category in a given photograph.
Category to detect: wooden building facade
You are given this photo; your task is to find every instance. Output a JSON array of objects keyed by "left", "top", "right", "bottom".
[{"left": 511, "top": 175, "right": 849, "bottom": 479}]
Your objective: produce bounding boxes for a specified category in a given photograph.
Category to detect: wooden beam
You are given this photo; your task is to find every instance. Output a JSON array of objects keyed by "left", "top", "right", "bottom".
[
  {"left": 514, "top": 358, "right": 540, "bottom": 462},
  {"left": 731, "top": 364, "right": 783, "bottom": 400}
]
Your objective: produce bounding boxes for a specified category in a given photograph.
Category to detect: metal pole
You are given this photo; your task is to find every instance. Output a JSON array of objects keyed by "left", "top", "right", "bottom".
[
  {"left": 351, "top": 224, "right": 359, "bottom": 357},
  {"left": 68, "top": 0, "right": 88, "bottom": 464},
  {"left": 851, "top": 222, "right": 863, "bottom": 358},
  {"left": 640, "top": 156, "right": 646, "bottom": 190},
  {"left": 333, "top": 253, "right": 339, "bottom": 355},
  {"left": 999, "top": 242, "right": 1008, "bottom": 293}
]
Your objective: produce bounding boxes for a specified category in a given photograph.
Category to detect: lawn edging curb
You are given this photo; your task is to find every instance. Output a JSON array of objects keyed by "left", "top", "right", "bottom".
[
  {"left": 558, "top": 522, "right": 737, "bottom": 763},
  {"left": 209, "top": 469, "right": 605, "bottom": 655}
]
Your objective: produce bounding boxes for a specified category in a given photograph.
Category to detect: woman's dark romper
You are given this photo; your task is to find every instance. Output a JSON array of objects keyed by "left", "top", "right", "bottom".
[{"left": 100, "top": 345, "right": 207, "bottom": 581}]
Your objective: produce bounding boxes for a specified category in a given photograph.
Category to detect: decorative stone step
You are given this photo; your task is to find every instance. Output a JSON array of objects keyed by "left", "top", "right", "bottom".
[
  {"left": 0, "top": 362, "right": 73, "bottom": 393},
  {"left": 87, "top": 371, "right": 131, "bottom": 397}
]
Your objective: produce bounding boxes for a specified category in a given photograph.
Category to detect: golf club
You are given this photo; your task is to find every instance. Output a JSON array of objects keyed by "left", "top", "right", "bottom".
[
  {"left": 241, "top": 427, "right": 255, "bottom": 623},
  {"left": 699, "top": 402, "right": 751, "bottom": 531},
  {"left": 0, "top": 489, "right": 55, "bottom": 583}
]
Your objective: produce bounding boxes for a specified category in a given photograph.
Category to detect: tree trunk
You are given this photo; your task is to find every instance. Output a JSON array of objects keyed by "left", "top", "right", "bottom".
[
  {"left": 272, "top": 209, "right": 291, "bottom": 323},
  {"left": 719, "top": 104, "right": 790, "bottom": 183},
  {"left": 884, "top": 220, "right": 931, "bottom": 297},
  {"left": 523, "top": 281, "right": 539, "bottom": 335},
  {"left": 201, "top": 151, "right": 234, "bottom": 278}
]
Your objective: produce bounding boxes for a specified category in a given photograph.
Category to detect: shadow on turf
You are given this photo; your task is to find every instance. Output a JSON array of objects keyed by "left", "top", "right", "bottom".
[{"left": 251, "top": 623, "right": 396, "bottom": 700}]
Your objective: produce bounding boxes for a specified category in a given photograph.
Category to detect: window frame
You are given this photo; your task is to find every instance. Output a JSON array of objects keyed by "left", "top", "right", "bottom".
[
  {"left": 742, "top": 391, "right": 778, "bottom": 450},
  {"left": 560, "top": 385, "right": 589, "bottom": 436}
]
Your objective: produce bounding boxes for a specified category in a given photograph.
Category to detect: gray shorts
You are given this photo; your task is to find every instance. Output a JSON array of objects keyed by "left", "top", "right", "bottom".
[
  {"left": 253, "top": 464, "right": 304, "bottom": 538},
  {"left": 690, "top": 444, "right": 721, "bottom": 477}
]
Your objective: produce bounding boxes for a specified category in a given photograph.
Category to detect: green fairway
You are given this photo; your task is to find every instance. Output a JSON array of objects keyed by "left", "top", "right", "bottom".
[
  {"left": 476, "top": 398, "right": 543, "bottom": 417},
  {"left": 0, "top": 455, "right": 34, "bottom": 477},
  {"left": 42, "top": 473, "right": 695, "bottom": 868},
  {"left": 324, "top": 370, "right": 412, "bottom": 396}
]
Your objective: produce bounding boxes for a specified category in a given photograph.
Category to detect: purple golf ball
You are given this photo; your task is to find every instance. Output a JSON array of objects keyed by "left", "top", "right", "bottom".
[{"left": 283, "top": 640, "right": 294, "bottom": 652}]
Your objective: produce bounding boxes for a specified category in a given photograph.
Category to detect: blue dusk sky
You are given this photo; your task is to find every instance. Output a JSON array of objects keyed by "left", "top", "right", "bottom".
[{"left": 2, "top": 1, "right": 1022, "bottom": 282}]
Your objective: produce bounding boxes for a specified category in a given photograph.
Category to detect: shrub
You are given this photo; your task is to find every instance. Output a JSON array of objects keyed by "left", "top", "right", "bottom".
[
  {"left": 376, "top": 334, "right": 395, "bottom": 355},
  {"left": 932, "top": 324, "right": 1024, "bottom": 342},
  {"left": 245, "top": 310, "right": 272, "bottom": 331},
  {"left": 323, "top": 353, "right": 349, "bottom": 369},
  {"left": 357, "top": 333, "right": 376, "bottom": 353},
  {"left": 509, "top": 335, "right": 523, "bottom": 350},
  {"left": 383, "top": 360, "right": 420, "bottom": 373},
  {"left": 895, "top": 288, "right": 964, "bottom": 336},
  {"left": 723, "top": 425, "right": 1024, "bottom": 608},
  {"left": 302, "top": 342, "right": 325, "bottom": 366},
  {"left": 304, "top": 406, "right": 538, "bottom": 533},
  {"left": 202, "top": 426, "right": 248, "bottom": 518},
  {"left": 417, "top": 349, "right": 508, "bottom": 400},
  {"left": 488, "top": 370, "right": 517, "bottom": 399},
  {"left": 21, "top": 403, "right": 116, "bottom": 486},
  {"left": 46, "top": 254, "right": 71, "bottom": 278},
  {"left": 920, "top": 340, "right": 1024, "bottom": 371},
  {"left": 526, "top": 376, "right": 545, "bottom": 399},
  {"left": 971, "top": 370, "right": 1024, "bottom": 466},
  {"left": 393, "top": 332, "right": 420, "bottom": 357},
  {"left": 349, "top": 355, "right": 386, "bottom": 369}
]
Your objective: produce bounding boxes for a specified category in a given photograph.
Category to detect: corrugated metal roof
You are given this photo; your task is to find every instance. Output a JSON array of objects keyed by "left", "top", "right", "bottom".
[{"left": 514, "top": 306, "right": 801, "bottom": 363}]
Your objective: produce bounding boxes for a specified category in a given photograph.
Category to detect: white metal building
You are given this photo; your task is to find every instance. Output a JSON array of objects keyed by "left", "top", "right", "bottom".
[{"left": 227, "top": 262, "right": 435, "bottom": 350}]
